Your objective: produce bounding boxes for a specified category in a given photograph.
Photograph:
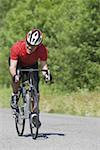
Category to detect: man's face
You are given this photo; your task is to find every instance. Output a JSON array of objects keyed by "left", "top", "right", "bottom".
[{"left": 26, "top": 42, "right": 37, "bottom": 54}]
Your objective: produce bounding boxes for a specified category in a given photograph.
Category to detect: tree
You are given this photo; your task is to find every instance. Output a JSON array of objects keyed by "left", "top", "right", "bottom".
[{"left": 0, "top": 0, "right": 100, "bottom": 91}]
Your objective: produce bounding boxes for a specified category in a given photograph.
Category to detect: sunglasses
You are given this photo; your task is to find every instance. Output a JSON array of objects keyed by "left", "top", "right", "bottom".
[{"left": 26, "top": 42, "right": 37, "bottom": 51}]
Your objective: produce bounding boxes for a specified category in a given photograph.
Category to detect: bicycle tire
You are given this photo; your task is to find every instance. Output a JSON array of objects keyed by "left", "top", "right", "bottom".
[
  {"left": 15, "top": 89, "right": 25, "bottom": 136},
  {"left": 29, "top": 118, "right": 38, "bottom": 139},
  {"left": 29, "top": 87, "right": 39, "bottom": 139}
]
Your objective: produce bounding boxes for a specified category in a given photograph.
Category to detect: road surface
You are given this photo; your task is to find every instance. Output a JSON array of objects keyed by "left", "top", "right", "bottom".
[{"left": 0, "top": 108, "right": 100, "bottom": 150}]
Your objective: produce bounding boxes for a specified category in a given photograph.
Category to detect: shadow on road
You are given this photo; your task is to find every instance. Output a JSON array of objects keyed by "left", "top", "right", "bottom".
[
  {"left": 23, "top": 132, "right": 65, "bottom": 139},
  {"left": 39, "top": 133, "right": 65, "bottom": 139}
]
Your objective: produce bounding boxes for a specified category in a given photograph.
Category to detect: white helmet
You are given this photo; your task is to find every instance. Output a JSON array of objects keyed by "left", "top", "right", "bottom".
[{"left": 26, "top": 29, "right": 42, "bottom": 46}]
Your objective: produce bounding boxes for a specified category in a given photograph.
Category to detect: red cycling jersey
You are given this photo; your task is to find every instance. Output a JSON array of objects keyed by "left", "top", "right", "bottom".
[{"left": 10, "top": 40, "right": 48, "bottom": 67}]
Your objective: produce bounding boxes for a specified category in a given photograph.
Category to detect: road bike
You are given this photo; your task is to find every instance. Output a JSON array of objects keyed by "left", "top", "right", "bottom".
[{"left": 13, "top": 68, "right": 42, "bottom": 139}]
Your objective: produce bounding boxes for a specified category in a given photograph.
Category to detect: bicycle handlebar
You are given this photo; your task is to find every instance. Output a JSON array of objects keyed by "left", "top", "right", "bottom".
[
  {"left": 17, "top": 69, "right": 48, "bottom": 74},
  {"left": 17, "top": 68, "right": 54, "bottom": 84}
]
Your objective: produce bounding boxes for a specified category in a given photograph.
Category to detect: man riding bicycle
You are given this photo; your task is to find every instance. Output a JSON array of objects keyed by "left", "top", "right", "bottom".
[{"left": 9, "top": 28, "right": 52, "bottom": 127}]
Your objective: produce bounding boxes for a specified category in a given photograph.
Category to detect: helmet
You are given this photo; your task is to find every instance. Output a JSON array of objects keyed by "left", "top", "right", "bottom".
[{"left": 26, "top": 29, "right": 42, "bottom": 46}]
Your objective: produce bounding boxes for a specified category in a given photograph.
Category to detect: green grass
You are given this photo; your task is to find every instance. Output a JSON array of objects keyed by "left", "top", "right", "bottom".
[
  {"left": 0, "top": 87, "right": 11, "bottom": 108},
  {"left": 40, "top": 84, "right": 100, "bottom": 117},
  {"left": 0, "top": 85, "right": 100, "bottom": 117}
]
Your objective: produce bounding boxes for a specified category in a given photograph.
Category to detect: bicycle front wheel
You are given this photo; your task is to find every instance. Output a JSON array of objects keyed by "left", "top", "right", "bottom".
[
  {"left": 29, "top": 114, "right": 38, "bottom": 139},
  {"left": 29, "top": 87, "right": 39, "bottom": 139}
]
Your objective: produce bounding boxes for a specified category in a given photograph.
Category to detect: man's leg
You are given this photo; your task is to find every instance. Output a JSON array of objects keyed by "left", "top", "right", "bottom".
[
  {"left": 32, "top": 62, "right": 40, "bottom": 114},
  {"left": 11, "top": 80, "right": 20, "bottom": 94},
  {"left": 30, "top": 63, "right": 41, "bottom": 128},
  {"left": 9, "top": 57, "right": 20, "bottom": 109},
  {"left": 11, "top": 80, "right": 20, "bottom": 110}
]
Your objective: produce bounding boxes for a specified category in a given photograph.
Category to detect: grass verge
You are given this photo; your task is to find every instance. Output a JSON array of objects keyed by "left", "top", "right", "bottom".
[
  {"left": 0, "top": 87, "right": 11, "bottom": 108},
  {"left": 0, "top": 85, "right": 100, "bottom": 117}
]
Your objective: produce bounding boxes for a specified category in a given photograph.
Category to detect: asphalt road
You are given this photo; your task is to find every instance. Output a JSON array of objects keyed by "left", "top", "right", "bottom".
[{"left": 0, "top": 108, "right": 100, "bottom": 150}]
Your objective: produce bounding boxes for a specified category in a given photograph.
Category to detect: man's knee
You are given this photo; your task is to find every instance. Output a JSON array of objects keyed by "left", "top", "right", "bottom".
[{"left": 11, "top": 81, "right": 20, "bottom": 94}]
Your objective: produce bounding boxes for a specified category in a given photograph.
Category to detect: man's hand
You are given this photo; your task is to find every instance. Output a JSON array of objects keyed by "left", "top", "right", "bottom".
[{"left": 43, "top": 70, "right": 52, "bottom": 83}]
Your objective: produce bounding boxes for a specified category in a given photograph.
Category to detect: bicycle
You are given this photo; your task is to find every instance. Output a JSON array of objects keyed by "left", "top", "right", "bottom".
[{"left": 13, "top": 68, "right": 44, "bottom": 139}]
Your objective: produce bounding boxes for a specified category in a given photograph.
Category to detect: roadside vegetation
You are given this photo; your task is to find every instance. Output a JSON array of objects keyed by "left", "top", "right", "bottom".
[
  {"left": 0, "top": 0, "right": 100, "bottom": 91},
  {"left": 0, "top": 85, "right": 100, "bottom": 117}
]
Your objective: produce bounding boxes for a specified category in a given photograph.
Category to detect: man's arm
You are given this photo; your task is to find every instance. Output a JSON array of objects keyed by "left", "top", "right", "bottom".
[
  {"left": 40, "top": 60, "right": 48, "bottom": 71},
  {"left": 9, "top": 59, "right": 18, "bottom": 77},
  {"left": 40, "top": 60, "right": 52, "bottom": 82}
]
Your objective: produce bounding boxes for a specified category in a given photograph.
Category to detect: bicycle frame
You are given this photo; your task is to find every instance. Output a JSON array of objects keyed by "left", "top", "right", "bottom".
[
  {"left": 19, "top": 69, "right": 38, "bottom": 119},
  {"left": 14, "top": 68, "right": 49, "bottom": 139}
]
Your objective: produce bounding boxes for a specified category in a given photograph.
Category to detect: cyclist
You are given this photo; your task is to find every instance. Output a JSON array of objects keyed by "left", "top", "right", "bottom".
[{"left": 9, "top": 28, "right": 52, "bottom": 127}]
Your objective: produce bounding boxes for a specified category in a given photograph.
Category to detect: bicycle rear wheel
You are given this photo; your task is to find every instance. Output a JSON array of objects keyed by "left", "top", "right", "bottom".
[
  {"left": 15, "top": 112, "right": 25, "bottom": 136},
  {"left": 15, "top": 90, "right": 25, "bottom": 136}
]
